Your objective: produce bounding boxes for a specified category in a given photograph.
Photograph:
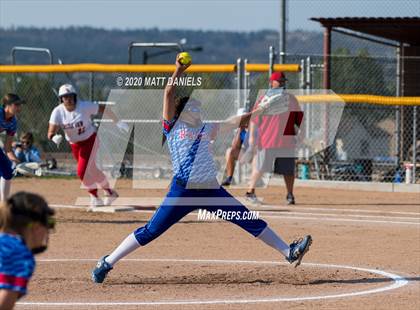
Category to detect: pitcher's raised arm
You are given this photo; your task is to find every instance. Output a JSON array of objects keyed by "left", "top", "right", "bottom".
[{"left": 163, "top": 54, "right": 191, "bottom": 121}]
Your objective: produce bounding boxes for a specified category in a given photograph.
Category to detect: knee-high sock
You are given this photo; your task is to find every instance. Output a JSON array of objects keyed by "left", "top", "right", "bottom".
[
  {"left": 105, "top": 233, "right": 140, "bottom": 266},
  {"left": 257, "top": 226, "right": 290, "bottom": 258},
  {"left": 0, "top": 178, "right": 11, "bottom": 202}
]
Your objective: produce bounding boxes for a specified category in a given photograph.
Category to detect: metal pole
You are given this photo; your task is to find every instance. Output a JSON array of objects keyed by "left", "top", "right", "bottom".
[
  {"left": 244, "top": 58, "right": 250, "bottom": 111},
  {"left": 305, "top": 56, "right": 312, "bottom": 142},
  {"left": 11, "top": 46, "right": 53, "bottom": 65},
  {"left": 302, "top": 57, "right": 312, "bottom": 141},
  {"left": 236, "top": 58, "right": 244, "bottom": 184},
  {"left": 306, "top": 56, "right": 312, "bottom": 89},
  {"left": 269, "top": 46, "right": 275, "bottom": 77},
  {"left": 128, "top": 42, "right": 183, "bottom": 64},
  {"left": 299, "top": 59, "right": 305, "bottom": 89},
  {"left": 323, "top": 27, "right": 331, "bottom": 90},
  {"left": 413, "top": 106, "right": 417, "bottom": 183},
  {"left": 306, "top": 57, "right": 320, "bottom": 167},
  {"left": 143, "top": 51, "right": 148, "bottom": 65},
  {"left": 279, "top": 0, "right": 286, "bottom": 64},
  {"left": 11, "top": 46, "right": 53, "bottom": 92},
  {"left": 89, "top": 72, "right": 94, "bottom": 101},
  {"left": 299, "top": 58, "right": 308, "bottom": 160},
  {"left": 323, "top": 27, "right": 331, "bottom": 162},
  {"left": 395, "top": 45, "right": 402, "bottom": 168},
  {"left": 236, "top": 58, "right": 244, "bottom": 110}
]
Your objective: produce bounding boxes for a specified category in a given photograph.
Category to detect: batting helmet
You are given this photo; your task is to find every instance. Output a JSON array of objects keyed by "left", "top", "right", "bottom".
[{"left": 58, "top": 84, "right": 77, "bottom": 98}]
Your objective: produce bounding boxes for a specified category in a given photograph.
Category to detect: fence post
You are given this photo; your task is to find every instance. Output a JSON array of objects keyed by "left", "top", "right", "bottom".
[
  {"left": 303, "top": 57, "right": 311, "bottom": 153},
  {"left": 395, "top": 45, "right": 402, "bottom": 168},
  {"left": 299, "top": 58, "right": 305, "bottom": 89},
  {"left": 279, "top": 0, "right": 286, "bottom": 64},
  {"left": 413, "top": 105, "right": 417, "bottom": 183},
  {"left": 306, "top": 56, "right": 312, "bottom": 89},
  {"left": 89, "top": 72, "right": 94, "bottom": 101},
  {"left": 236, "top": 58, "right": 245, "bottom": 184},
  {"left": 11, "top": 46, "right": 53, "bottom": 92},
  {"left": 236, "top": 58, "right": 244, "bottom": 111},
  {"left": 269, "top": 46, "right": 275, "bottom": 77},
  {"left": 244, "top": 58, "right": 250, "bottom": 111}
]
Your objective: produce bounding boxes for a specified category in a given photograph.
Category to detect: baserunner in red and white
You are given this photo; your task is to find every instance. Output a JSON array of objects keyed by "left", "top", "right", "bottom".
[{"left": 47, "top": 84, "right": 129, "bottom": 210}]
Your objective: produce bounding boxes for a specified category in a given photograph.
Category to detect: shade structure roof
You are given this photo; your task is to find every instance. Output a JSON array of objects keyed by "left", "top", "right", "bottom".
[{"left": 310, "top": 17, "right": 420, "bottom": 45}]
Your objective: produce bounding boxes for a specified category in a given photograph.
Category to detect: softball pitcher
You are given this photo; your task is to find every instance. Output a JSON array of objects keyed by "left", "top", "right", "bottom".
[
  {"left": 0, "top": 94, "right": 25, "bottom": 202},
  {"left": 92, "top": 55, "right": 312, "bottom": 283},
  {"left": 48, "top": 84, "right": 129, "bottom": 210}
]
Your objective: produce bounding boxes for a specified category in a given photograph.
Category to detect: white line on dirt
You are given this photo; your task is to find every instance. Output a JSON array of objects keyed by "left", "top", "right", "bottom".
[
  {"left": 257, "top": 210, "right": 420, "bottom": 221},
  {"left": 261, "top": 214, "right": 419, "bottom": 225},
  {"left": 131, "top": 210, "right": 419, "bottom": 225},
  {"left": 17, "top": 258, "right": 408, "bottom": 307},
  {"left": 49, "top": 204, "right": 420, "bottom": 226},
  {"left": 50, "top": 204, "right": 86, "bottom": 209},
  {"left": 50, "top": 203, "right": 420, "bottom": 216},
  {"left": 51, "top": 204, "right": 420, "bottom": 216},
  {"left": 265, "top": 206, "right": 420, "bottom": 216}
]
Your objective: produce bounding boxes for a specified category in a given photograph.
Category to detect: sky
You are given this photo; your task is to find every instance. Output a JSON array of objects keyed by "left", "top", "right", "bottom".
[{"left": 0, "top": 0, "right": 419, "bottom": 32}]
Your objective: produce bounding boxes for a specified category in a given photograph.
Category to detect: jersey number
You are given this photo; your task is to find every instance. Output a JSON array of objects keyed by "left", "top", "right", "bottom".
[
  {"left": 78, "top": 127, "right": 86, "bottom": 135},
  {"left": 75, "top": 121, "right": 85, "bottom": 135}
]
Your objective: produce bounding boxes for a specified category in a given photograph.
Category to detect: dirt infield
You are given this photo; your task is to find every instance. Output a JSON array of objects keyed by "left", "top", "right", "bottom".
[{"left": 11, "top": 178, "right": 420, "bottom": 309}]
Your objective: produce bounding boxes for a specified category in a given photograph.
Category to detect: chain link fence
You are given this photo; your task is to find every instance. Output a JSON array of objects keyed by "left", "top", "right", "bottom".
[
  {"left": 0, "top": 70, "right": 240, "bottom": 179},
  {"left": 0, "top": 56, "right": 418, "bottom": 183},
  {"left": 246, "top": 54, "right": 419, "bottom": 184}
]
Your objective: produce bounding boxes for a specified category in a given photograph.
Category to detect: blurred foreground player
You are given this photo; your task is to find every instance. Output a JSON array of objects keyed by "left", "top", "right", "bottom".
[{"left": 0, "top": 192, "right": 55, "bottom": 309}]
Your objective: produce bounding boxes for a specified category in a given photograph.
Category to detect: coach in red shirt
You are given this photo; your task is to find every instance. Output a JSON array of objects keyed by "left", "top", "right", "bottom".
[{"left": 245, "top": 72, "right": 303, "bottom": 205}]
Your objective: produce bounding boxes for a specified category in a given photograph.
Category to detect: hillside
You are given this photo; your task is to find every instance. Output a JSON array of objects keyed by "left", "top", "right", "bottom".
[{"left": 0, "top": 27, "right": 394, "bottom": 65}]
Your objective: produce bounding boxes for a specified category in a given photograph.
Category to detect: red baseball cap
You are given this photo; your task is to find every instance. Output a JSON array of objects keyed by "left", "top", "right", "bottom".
[{"left": 269, "top": 71, "right": 287, "bottom": 82}]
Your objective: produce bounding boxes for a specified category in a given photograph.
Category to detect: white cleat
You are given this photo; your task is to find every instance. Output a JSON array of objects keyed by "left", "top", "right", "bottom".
[
  {"left": 88, "top": 196, "right": 104, "bottom": 212},
  {"left": 104, "top": 190, "right": 119, "bottom": 206}
]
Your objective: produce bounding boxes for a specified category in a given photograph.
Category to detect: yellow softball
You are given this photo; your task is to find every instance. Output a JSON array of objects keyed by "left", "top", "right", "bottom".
[{"left": 178, "top": 52, "right": 192, "bottom": 65}]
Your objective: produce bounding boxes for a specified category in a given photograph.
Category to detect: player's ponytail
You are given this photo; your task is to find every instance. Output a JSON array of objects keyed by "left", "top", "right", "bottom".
[{"left": 0, "top": 201, "right": 12, "bottom": 231}]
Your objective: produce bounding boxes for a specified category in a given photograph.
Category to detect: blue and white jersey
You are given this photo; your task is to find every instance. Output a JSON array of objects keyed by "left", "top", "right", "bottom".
[
  {"left": 163, "top": 118, "right": 219, "bottom": 185},
  {"left": 0, "top": 107, "right": 17, "bottom": 137},
  {"left": 14, "top": 146, "right": 42, "bottom": 163},
  {"left": 0, "top": 233, "right": 35, "bottom": 296}
]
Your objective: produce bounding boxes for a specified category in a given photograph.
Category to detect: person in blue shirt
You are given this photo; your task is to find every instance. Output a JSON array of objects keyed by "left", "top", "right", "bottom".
[
  {"left": 0, "top": 94, "right": 25, "bottom": 202},
  {"left": 0, "top": 192, "right": 55, "bottom": 309},
  {"left": 14, "top": 132, "right": 42, "bottom": 164},
  {"left": 91, "top": 54, "right": 312, "bottom": 283}
]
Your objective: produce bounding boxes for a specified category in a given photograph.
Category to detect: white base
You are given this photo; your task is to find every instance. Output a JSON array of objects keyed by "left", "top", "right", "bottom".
[{"left": 89, "top": 206, "right": 135, "bottom": 213}]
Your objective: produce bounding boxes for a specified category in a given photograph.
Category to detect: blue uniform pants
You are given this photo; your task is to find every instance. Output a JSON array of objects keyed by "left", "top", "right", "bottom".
[
  {"left": 0, "top": 150, "right": 13, "bottom": 180},
  {"left": 134, "top": 180, "right": 267, "bottom": 246}
]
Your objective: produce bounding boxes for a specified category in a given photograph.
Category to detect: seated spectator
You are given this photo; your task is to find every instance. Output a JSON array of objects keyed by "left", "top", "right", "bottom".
[
  {"left": 13, "top": 132, "right": 41, "bottom": 164},
  {"left": 13, "top": 133, "right": 42, "bottom": 177}
]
